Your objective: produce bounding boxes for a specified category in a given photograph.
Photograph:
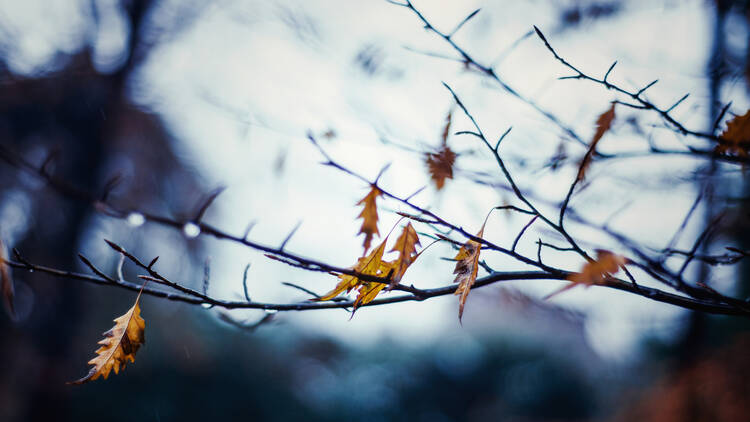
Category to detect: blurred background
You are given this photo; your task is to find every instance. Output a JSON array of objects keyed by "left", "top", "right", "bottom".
[{"left": 1, "top": 0, "right": 749, "bottom": 420}]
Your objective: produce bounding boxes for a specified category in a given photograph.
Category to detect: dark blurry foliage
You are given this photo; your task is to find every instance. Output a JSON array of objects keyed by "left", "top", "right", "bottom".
[
  {"left": 0, "top": 0, "right": 206, "bottom": 420},
  {"left": 612, "top": 334, "right": 750, "bottom": 422}
]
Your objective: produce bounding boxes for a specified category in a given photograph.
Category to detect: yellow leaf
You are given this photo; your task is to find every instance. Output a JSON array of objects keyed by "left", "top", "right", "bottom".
[
  {"left": 357, "top": 185, "right": 382, "bottom": 255},
  {"left": 319, "top": 223, "right": 425, "bottom": 312},
  {"left": 716, "top": 110, "right": 750, "bottom": 157},
  {"left": 578, "top": 103, "right": 615, "bottom": 180},
  {"left": 69, "top": 289, "right": 146, "bottom": 384},
  {"left": 318, "top": 237, "right": 388, "bottom": 302},
  {"left": 387, "top": 222, "right": 421, "bottom": 288},
  {"left": 0, "top": 237, "right": 14, "bottom": 320},
  {"left": 453, "top": 221, "right": 487, "bottom": 322}
]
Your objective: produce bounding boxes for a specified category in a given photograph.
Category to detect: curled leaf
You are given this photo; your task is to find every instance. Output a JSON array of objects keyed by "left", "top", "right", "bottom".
[
  {"left": 69, "top": 289, "right": 146, "bottom": 384},
  {"left": 716, "top": 110, "right": 750, "bottom": 157},
  {"left": 0, "top": 238, "right": 15, "bottom": 320},
  {"left": 453, "top": 221, "right": 487, "bottom": 322},
  {"left": 578, "top": 103, "right": 615, "bottom": 180},
  {"left": 357, "top": 185, "right": 382, "bottom": 255}
]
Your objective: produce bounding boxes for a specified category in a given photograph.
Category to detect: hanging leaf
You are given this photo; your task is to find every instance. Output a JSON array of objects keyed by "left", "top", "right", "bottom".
[
  {"left": 387, "top": 222, "right": 421, "bottom": 288},
  {"left": 425, "top": 109, "right": 457, "bottom": 190},
  {"left": 453, "top": 220, "right": 487, "bottom": 322},
  {"left": 716, "top": 110, "right": 750, "bottom": 157},
  {"left": 0, "top": 238, "right": 15, "bottom": 320},
  {"left": 356, "top": 185, "right": 382, "bottom": 255},
  {"left": 441, "top": 109, "right": 453, "bottom": 145},
  {"left": 426, "top": 145, "right": 457, "bottom": 190},
  {"left": 578, "top": 103, "right": 616, "bottom": 180},
  {"left": 69, "top": 288, "right": 146, "bottom": 385}
]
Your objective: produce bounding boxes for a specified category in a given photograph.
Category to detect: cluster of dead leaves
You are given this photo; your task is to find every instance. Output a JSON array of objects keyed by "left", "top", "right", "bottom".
[
  {"left": 716, "top": 110, "right": 750, "bottom": 158},
  {"left": 319, "top": 185, "right": 422, "bottom": 311}
]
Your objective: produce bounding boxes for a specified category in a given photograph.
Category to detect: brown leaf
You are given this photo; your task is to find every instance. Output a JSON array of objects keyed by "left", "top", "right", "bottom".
[
  {"left": 547, "top": 250, "right": 626, "bottom": 299},
  {"left": 441, "top": 109, "right": 453, "bottom": 145},
  {"left": 453, "top": 221, "right": 487, "bottom": 322},
  {"left": 569, "top": 249, "right": 626, "bottom": 285},
  {"left": 357, "top": 185, "right": 382, "bottom": 255},
  {"left": 69, "top": 289, "right": 146, "bottom": 384},
  {"left": 578, "top": 103, "right": 616, "bottom": 180},
  {"left": 387, "top": 222, "right": 421, "bottom": 288},
  {"left": 426, "top": 145, "right": 457, "bottom": 190},
  {"left": 716, "top": 110, "right": 750, "bottom": 157},
  {"left": 0, "top": 238, "right": 15, "bottom": 320}
]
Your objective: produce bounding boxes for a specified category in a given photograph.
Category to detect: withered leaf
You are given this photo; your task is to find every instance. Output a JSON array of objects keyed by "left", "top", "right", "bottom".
[
  {"left": 387, "top": 222, "right": 421, "bottom": 288},
  {"left": 578, "top": 103, "right": 615, "bottom": 180},
  {"left": 716, "top": 110, "right": 750, "bottom": 157},
  {"left": 357, "top": 185, "right": 382, "bottom": 255},
  {"left": 426, "top": 145, "right": 457, "bottom": 190},
  {"left": 69, "top": 289, "right": 146, "bottom": 384},
  {"left": 318, "top": 237, "right": 388, "bottom": 303},
  {"left": 0, "top": 238, "right": 15, "bottom": 320},
  {"left": 319, "top": 223, "right": 424, "bottom": 313},
  {"left": 453, "top": 221, "right": 487, "bottom": 322},
  {"left": 546, "top": 249, "right": 626, "bottom": 299}
]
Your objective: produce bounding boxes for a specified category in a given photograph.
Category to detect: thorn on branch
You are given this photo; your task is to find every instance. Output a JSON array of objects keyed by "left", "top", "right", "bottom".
[
  {"left": 147, "top": 256, "right": 159, "bottom": 270},
  {"left": 495, "top": 127, "right": 512, "bottom": 151},
  {"left": 100, "top": 173, "right": 123, "bottom": 202},
  {"left": 202, "top": 257, "right": 211, "bottom": 296},
  {"left": 78, "top": 254, "right": 116, "bottom": 284},
  {"left": 712, "top": 101, "right": 732, "bottom": 133},
  {"left": 192, "top": 187, "right": 227, "bottom": 223},
  {"left": 665, "top": 93, "right": 689, "bottom": 113},
  {"left": 637, "top": 79, "right": 659, "bottom": 96},
  {"left": 374, "top": 163, "right": 392, "bottom": 184},
  {"left": 242, "top": 220, "right": 257, "bottom": 240},
  {"left": 449, "top": 8, "right": 480, "bottom": 37},
  {"left": 280, "top": 221, "right": 303, "bottom": 250},
  {"left": 242, "top": 263, "right": 251, "bottom": 302},
  {"left": 603, "top": 61, "right": 617, "bottom": 83}
]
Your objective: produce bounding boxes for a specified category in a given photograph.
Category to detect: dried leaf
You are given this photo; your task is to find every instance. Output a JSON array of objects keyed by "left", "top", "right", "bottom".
[
  {"left": 716, "top": 110, "right": 750, "bottom": 157},
  {"left": 387, "top": 222, "right": 421, "bottom": 288},
  {"left": 319, "top": 223, "right": 424, "bottom": 312},
  {"left": 426, "top": 145, "right": 457, "bottom": 190},
  {"left": 569, "top": 250, "right": 626, "bottom": 285},
  {"left": 453, "top": 221, "right": 487, "bottom": 322},
  {"left": 578, "top": 103, "right": 615, "bottom": 180},
  {"left": 318, "top": 237, "right": 388, "bottom": 303},
  {"left": 546, "top": 250, "right": 626, "bottom": 299},
  {"left": 441, "top": 109, "right": 453, "bottom": 145},
  {"left": 0, "top": 238, "right": 15, "bottom": 320},
  {"left": 69, "top": 289, "right": 146, "bottom": 384},
  {"left": 357, "top": 185, "right": 382, "bottom": 255}
]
